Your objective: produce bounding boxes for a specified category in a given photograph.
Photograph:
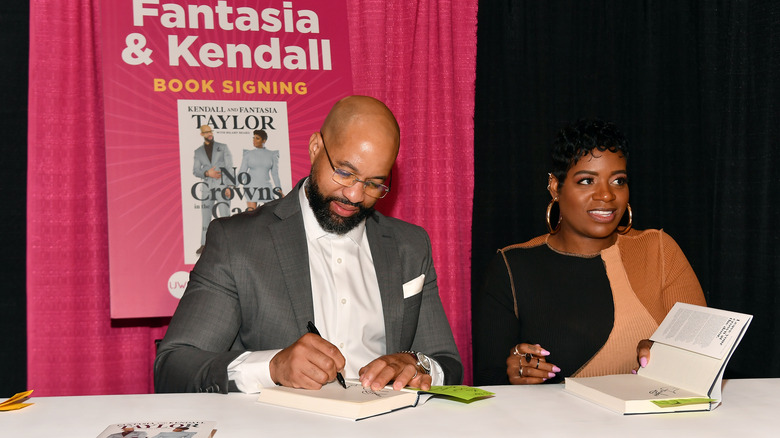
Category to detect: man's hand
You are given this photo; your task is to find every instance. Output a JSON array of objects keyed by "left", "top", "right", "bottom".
[
  {"left": 205, "top": 167, "right": 221, "bottom": 179},
  {"left": 269, "top": 333, "right": 346, "bottom": 389},
  {"left": 358, "top": 353, "right": 432, "bottom": 391}
]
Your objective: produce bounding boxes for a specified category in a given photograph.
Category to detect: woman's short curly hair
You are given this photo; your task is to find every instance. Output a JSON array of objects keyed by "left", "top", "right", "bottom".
[{"left": 550, "top": 119, "right": 629, "bottom": 186}]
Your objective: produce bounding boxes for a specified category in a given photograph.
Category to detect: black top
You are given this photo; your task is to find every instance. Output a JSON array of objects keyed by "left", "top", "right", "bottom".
[{"left": 473, "top": 244, "right": 615, "bottom": 385}]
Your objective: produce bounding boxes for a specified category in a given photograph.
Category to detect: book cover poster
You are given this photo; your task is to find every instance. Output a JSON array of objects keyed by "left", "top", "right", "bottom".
[
  {"left": 178, "top": 100, "right": 291, "bottom": 264},
  {"left": 100, "top": 0, "right": 353, "bottom": 318}
]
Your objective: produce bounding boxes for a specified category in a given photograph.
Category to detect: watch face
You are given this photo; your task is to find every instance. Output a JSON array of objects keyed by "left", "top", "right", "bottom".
[{"left": 416, "top": 352, "right": 432, "bottom": 372}]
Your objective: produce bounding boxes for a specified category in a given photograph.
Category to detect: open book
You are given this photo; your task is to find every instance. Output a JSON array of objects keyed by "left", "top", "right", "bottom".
[
  {"left": 565, "top": 302, "right": 752, "bottom": 414},
  {"left": 256, "top": 380, "right": 421, "bottom": 420}
]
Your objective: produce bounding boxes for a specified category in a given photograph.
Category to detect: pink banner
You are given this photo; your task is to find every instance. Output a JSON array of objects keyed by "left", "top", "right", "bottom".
[{"left": 101, "top": 0, "right": 353, "bottom": 318}]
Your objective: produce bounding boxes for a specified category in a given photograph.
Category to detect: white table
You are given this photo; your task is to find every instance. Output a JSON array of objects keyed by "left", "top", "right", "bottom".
[{"left": 4, "top": 379, "right": 778, "bottom": 437}]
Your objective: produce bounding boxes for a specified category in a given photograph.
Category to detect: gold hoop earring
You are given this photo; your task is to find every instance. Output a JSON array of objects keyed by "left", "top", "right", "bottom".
[
  {"left": 618, "top": 203, "right": 633, "bottom": 235},
  {"left": 546, "top": 198, "right": 561, "bottom": 234}
]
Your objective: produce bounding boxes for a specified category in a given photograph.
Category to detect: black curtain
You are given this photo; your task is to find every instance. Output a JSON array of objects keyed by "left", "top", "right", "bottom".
[
  {"left": 0, "top": 1, "right": 29, "bottom": 394},
  {"left": 473, "top": 0, "right": 779, "bottom": 379}
]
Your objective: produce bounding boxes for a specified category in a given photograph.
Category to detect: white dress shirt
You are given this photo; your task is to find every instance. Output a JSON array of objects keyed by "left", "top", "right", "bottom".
[{"left": 228, "top": 180, "right": 442, "bottom": 392}]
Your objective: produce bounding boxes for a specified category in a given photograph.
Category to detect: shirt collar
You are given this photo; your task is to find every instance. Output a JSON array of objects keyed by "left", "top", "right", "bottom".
[{"left": 299, "top": 178, "right": 366, "bottom": 245}]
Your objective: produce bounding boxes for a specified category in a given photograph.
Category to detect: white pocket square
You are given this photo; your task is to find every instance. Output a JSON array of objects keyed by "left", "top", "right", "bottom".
[{"left": 402, "top": 274, "right": 425, "bottom": 299}]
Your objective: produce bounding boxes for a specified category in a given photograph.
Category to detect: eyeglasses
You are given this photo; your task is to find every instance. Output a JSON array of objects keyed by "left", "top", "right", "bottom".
[{"left": 319, "top": 132, "right": 391, "bottom": 199}]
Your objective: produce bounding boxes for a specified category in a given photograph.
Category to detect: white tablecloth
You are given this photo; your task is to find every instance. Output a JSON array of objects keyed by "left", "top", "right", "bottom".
[{"left": 4, "top": 379, "right": 778, "bottom": 437}]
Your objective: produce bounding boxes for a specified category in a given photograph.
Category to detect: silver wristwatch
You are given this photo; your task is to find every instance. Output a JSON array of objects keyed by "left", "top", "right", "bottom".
[{"left": 400, "top": 350, "right": 431, "bottom": 374}]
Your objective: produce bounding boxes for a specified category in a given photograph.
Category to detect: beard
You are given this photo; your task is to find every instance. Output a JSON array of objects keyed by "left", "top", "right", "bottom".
[{"left": 306, "top": 173, "right": 374, "bottom": 235}]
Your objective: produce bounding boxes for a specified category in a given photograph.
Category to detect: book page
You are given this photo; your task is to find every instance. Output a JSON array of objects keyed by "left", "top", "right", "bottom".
[
  {"left": 261, "top": 380, "right": 416, "bottom": 404},
  {"left": 651, "top": 302, "right": 752, "bottom": 359},
  {"left": 569, "top": 374, "right": 704, "bottom": 401},
  {"left": 565, "top": 374, "right": 714, "bottom": 414},
  {"left": 639, "top": 342, "right": 723, "bottom": 396},
  {"left": 256, "top": 380, "right": 421, "bottom": 420}
]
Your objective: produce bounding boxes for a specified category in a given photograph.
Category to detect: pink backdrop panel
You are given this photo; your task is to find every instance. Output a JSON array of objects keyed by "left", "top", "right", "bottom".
[{"left": 99, "top": 0, "right": 353, "bottom": 318}]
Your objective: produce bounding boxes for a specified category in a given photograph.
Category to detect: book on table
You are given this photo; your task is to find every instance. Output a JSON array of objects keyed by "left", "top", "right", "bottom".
[
  {"left": 95, "top": 421, "right": 216, "bottom": 437},
  {"left": 565, "top": 302, "right": 752, "bottom": 414},
  {"left": 256, "top": 379, "right": 421, "bottom": 420}
]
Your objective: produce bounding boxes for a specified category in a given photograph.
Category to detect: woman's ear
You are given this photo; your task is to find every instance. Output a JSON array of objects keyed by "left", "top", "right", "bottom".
[{"left": 548, "top": 173, "right": 560, "bottom": 199}]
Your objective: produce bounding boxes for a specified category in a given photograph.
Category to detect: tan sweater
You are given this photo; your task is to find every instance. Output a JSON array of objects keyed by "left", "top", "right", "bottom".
[{"left": 506, "top": 229, "right": 707, "bottom": 377}]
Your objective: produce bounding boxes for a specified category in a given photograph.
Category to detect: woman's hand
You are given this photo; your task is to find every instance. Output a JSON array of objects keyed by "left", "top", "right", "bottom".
[
  {"left": 633, "top": 339, "right": 653, "bottom": 373},
  {"left": 506, "top": 343, "right": 560, "bottom": 385}
]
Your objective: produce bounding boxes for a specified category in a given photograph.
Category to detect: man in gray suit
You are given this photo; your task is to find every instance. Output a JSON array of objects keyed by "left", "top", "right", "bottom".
[
  {"left": 193, "top": 125, "right": 233, "bottom": 255},
  {"left": 155, "top": 96, "right": 462, "bottom": 394}
]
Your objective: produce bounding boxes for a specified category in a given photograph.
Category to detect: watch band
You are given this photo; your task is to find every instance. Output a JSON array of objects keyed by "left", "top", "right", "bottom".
[{"left": 398, "top": 350, "right": 431, "bottom": 374}]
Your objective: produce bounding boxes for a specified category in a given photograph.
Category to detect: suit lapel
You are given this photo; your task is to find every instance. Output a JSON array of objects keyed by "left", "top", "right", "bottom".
[
  {"left": 367, "top": 215, "right": 404, "bottom": 354},
  {"left": 212, "top": 144, "right": 221, "bottom": 164},
  {"left": 269, "top": 182, "right": 314, "bottom": 335},
  {"left": 213, "top": 142, "right": 226, "bottom": 165},
  {"left": 195, "top": 147, "right": 208, "bottom": 168}
]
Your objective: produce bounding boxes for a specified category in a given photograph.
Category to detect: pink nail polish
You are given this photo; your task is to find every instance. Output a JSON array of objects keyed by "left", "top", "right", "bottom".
[
  {"left": 640, "top": 357, "right": 648, "bottom": 368},
  {"left": 541, "top": 349, "right": 551, "bottom": 356},
  {"left": 631, "top": 369, "right": 637, "bottom": 374},
  {"left": 552, "top": 366, "right": 561, "bottom": 373},
  {"left": 548, "top": 372, "right": 556, "bottom": 378}
]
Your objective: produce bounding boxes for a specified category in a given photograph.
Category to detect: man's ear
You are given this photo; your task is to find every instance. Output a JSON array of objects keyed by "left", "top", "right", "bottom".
[{"left": 308, "top": 132, "right": 321, "bottom": 164}]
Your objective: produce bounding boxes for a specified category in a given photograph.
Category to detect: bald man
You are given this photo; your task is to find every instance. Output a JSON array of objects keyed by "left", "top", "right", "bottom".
[
  {"left": 192, "top": 125, "right": 234, "bottom": 255},
  {"left": 156, "top": 96, "right": 463, "bottom": 394}
]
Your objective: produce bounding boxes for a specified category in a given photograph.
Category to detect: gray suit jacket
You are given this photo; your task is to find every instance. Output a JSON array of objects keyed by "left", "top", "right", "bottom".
[
  {"left": 154, "top": 180, "right": 463, "bottom": 393},
  {"left": 192, "top": 141, "right": 233, "bottom": 189}
]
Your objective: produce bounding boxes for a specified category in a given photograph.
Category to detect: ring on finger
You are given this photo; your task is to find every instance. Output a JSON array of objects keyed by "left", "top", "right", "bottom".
[
  {"left": 412, "top": 369, "right": 418, "bottom": 379},
  {"left": 523, "top": 353, "right": 533, "bottom": 363},
  {"left": 518, "top": 366, "right": 524, "bottom": 377},
  {"left": 536, "top": 358, "right": 541, "bottom": 369},
  {"left": 513, "top": 345, "right": 521, "bottom": 356}
]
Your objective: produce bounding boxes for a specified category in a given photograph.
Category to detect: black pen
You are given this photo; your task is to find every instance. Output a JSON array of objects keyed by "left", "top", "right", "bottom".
[{"left": 307, "top": 321, "right": 347, "bottom": 389}]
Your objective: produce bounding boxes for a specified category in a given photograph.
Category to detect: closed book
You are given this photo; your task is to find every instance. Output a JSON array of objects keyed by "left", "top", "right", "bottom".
[{"left": 95, "top": 420, "right": 216, "bottom": 438}]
